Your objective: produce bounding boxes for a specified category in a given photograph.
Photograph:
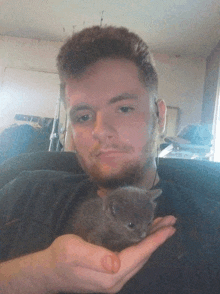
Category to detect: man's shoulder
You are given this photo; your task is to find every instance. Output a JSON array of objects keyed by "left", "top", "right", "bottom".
[
  {"left": 0, "top": 170, "right": 91, "bottom": 261},
  {"left": 1, "top": 169, "right": 89, "bottom": 204},
  {"left": 1, "top": 169, "right": 88, "bottom": 198},
  {"left": 0, "top": 170, "right": 89, "bottom": 229},
  {"left": 157, "top": 163, "right": 220, "bottom": 264},
  {"left": 158, "top": 158, "right": 220, "bottom": 201},
  {"left": 11, "top": 169, "right": 87, "bottom": 184},
  {"left": 157, "top": 158, "right": 220, "bottom": 246},
  {"left": 0, "top": 151, "right": 84, "bottom": 189},
  {"left": 157, "top": 165, "right": 220, "bottom": 223}
]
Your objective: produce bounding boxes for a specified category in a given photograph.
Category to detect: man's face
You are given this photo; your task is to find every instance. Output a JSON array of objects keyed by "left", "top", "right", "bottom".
[{"left": 66, "top": 59, "right": 159, "bottom": 188}]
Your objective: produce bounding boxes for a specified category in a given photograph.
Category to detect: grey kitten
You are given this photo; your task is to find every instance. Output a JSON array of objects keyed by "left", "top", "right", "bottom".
[{"left": 64, "top": 187, "right": 162, "bottom": 251}]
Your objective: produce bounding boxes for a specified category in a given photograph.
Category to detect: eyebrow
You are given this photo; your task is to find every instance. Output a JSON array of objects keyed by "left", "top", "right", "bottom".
[
  {"left": 69, "top": 104, "right": 92, "bottom": 119},
  {"left": 69, "top": 93, "right": 138, "bottom": 117},
  {"left": 108, "top": 93, "right": 138, "bottom": 104}
]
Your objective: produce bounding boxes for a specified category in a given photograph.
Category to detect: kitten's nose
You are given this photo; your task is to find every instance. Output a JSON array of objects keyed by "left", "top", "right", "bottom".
[{"left": 141, "top": 231, "right": 147, "bottom": 239}]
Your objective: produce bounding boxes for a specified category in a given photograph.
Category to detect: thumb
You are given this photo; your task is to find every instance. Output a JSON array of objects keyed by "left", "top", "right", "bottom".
[
  {"left": 65, "top": 235, "right": 121, "bottom": 274},
  {"left": 100, "top": 253, "right": 121, "bottom": 274}
]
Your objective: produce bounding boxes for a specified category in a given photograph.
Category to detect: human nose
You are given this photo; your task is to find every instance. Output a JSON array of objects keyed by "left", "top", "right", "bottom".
[{"left": 92, "top": 111, "right": 116, "bottom": 143}]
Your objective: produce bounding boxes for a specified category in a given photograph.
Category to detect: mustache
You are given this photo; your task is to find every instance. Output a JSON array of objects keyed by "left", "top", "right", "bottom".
[{"left": 90, "top": 143, "right": 134, "bottom": 156}]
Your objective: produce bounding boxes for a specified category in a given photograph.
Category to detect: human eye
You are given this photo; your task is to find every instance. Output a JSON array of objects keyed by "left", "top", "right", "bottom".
[
  {"left": 118, "top": 106, "right": 135, "bottom": 113},
  {"left": 77, "top": 114, "right": 92, "bottom": 123},
  {"left": 72, "top": 112, "right": 94, "bottom": 124}
]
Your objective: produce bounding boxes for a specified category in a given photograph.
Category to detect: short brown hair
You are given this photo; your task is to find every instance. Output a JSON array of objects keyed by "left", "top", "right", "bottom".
[{"left": 57, "top": 26, "right": 158, "bottom": 103}]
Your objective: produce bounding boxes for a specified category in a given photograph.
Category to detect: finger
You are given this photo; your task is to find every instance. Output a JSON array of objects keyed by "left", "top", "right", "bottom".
[
  {"left": 64, "top": 235, "right": 121, "bottom": 274},
  {"left": 108, "top": 226, "right": 176, "bottom": 293},
  {"left": 118, "top": 225, "right": 176, "bottom": 272},
  {"left": 151, "top": 217, "right": 163, "bottom": 226},
  {"left": 101, "top": 216, "right": 175, "bottom": 274},
  {"left": 145, "top": 226, "right": 176, "bottom": 256},
  {"left": 148, "top": 217, "right": 162, "bottom": 231},
  {"left": 150, "top": 215, "right": 177, "bottom": 234},
  {"left": 149, "top": 215, "right": 175, "bottom": 231}
]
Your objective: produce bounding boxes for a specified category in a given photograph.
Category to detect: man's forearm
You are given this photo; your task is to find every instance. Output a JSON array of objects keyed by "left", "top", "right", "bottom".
[{"left": 0, "top": 250, "right": 53, "bottom": 294}]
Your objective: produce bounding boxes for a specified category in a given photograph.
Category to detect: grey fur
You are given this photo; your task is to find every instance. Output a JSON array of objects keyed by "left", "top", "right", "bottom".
[{"left": 64, "top": 187, "right": 162, "bottom": 251}]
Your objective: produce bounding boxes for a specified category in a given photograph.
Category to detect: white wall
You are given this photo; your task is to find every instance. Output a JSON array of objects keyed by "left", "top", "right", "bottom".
[
  {"left": 0, "top": 36, "right": 65, "bottom": 133},
  {"left": 153, "top": 53, "right": 206, "bottom": 132},
  {"left": 0, "top": 35, "right": 206, "bottom": 136},
  {"left": 1, "top": 68, "right": 61, "bottom": 127},
  {"left": 0, "top": 35, "right": 62, "bottom": 72}
]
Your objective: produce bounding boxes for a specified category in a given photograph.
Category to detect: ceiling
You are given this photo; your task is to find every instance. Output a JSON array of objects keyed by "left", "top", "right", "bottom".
[{"left": 0, "top": 0, "right": 220, "bottom": 58}]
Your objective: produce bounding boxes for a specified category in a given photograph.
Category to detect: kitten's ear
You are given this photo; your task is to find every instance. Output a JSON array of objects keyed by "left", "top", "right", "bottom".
[
  {"left": 105, "top": 199, "right": 120, "bottom": 218},
  {"left": 149, "top": 189, "right": 162, "bottom": 201},
  {"left": 110, "top": 202, "right": 120, "bottom": 216}
]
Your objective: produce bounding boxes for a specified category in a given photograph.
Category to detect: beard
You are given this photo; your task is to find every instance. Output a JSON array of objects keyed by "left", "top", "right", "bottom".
[
  {"left": 76, "top": 147, "right": 156, "bottom": 190},
  {"left": 88, "top": 160, "right": 145, "bottom": 189},
  {"left": 74, "top": 113, "right": 159, "bottom": 189}
]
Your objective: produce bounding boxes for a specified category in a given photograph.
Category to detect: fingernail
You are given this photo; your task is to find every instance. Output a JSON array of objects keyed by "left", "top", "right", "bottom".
[
  {"left": 101, "top": 255, "right": 119, "bottom": 273},
  {"left": 112, "top": 256, "right": 120, "bottom": 273},
  {"left": 169, "top": 227, "right": 176, "bottom": 237},
  {"left": 102, "top": 255, "right": 113, "bottom": 272},
  {"left": 171, "top": 217, "right": 177, "bottom": 225}
]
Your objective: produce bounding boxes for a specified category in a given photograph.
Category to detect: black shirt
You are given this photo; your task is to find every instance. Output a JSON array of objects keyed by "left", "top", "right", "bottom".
[{"left": 0, "top": 168, "right": 220, "bottom": 293}]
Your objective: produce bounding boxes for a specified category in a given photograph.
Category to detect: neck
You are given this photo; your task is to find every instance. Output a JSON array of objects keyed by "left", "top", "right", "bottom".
[{"left": 139, "top": 157, "right": 159, "bottom": 189}]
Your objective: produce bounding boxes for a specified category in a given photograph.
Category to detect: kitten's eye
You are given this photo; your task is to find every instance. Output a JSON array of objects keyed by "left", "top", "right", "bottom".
[{"left": 127, "top": 222, "right": 135, "bottom": 229}]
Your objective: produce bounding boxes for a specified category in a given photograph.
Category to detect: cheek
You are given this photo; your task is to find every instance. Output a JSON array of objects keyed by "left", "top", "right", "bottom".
[
  {"left": 120, "top": 127, "right": 147, "bottom": 144},
  {"left": 118, "top": 118, "right": 150, "bottom": 151},
  {"left": 72, "top": 127, "right": 94, "bottom": 151}
]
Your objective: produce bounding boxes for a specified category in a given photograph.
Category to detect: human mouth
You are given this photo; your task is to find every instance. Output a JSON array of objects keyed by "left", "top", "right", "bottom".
[
  {"left": 97, "top": 149, "right": 125, "bottom": 157},
  {"left": 90, "top": 145, "right": 134, "bottom": 159}
]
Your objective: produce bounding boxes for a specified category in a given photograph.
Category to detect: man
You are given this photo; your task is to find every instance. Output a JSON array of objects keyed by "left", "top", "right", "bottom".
[{"left": 0, "top": 26, "right": 219, "bottom": 294}]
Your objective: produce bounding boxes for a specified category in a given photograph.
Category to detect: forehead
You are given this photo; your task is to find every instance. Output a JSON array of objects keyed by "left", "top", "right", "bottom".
[{"left": 65, "top": 58, "right": 148, "bottom": 107}]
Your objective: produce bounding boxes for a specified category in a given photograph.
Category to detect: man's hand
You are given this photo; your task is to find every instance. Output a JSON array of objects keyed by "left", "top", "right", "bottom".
[
  {"left": 46, "top": 215, "right": 176, "bottom": 293},
  {"left": 0, "top": 216, "right": 176, "bottom": 294}
]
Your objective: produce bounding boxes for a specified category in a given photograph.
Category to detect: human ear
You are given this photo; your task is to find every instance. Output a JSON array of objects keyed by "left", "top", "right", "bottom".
[
  {"left": 156, "top": 99, "right": 166, "bottom": 133},
  {"left": 149, "top": 189, "right": 163, "bottom": 201}
]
